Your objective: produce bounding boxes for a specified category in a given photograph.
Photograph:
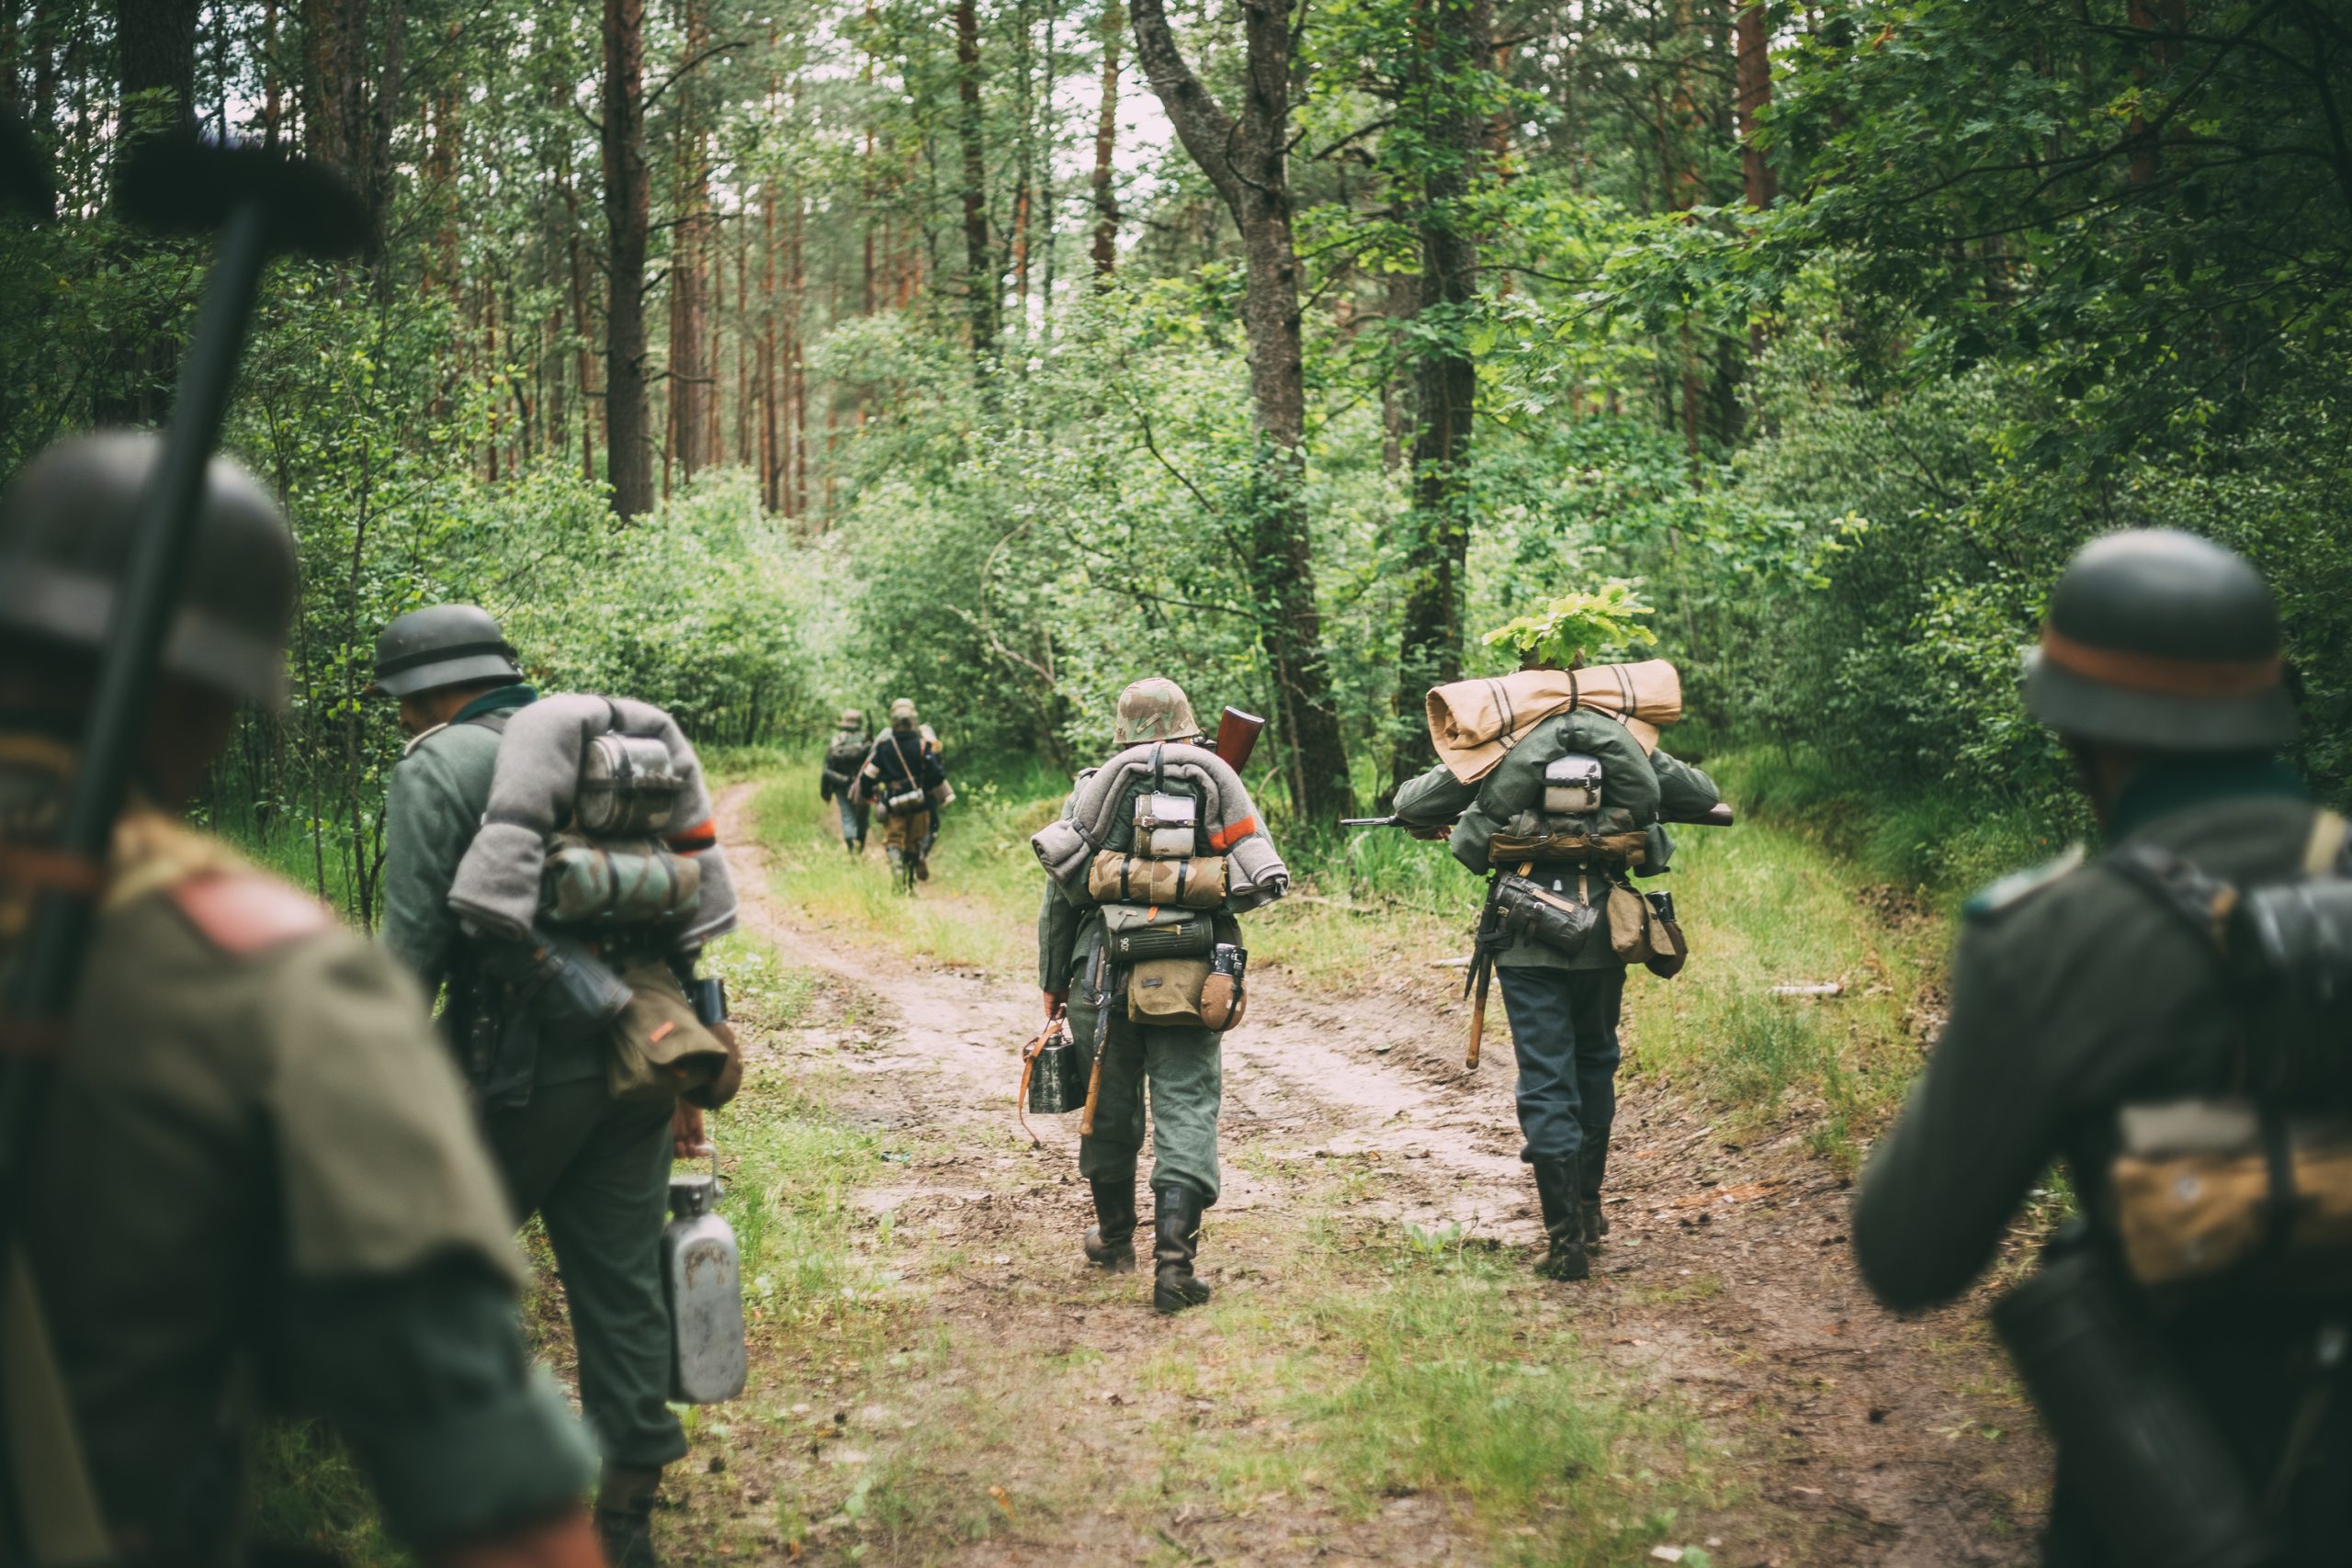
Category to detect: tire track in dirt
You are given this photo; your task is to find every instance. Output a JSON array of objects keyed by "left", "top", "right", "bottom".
[{"left": 708, "top": 783, "right": 2046, "bottom": 1565}]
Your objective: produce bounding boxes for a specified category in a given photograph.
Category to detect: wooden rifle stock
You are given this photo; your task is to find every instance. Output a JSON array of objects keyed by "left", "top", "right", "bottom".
[
  {"left": 1344, "top": 801, "right": 1736, "bottom": 830},
  {"left": 1208, "top": 707, "right": 1265, "bottom": 774}
]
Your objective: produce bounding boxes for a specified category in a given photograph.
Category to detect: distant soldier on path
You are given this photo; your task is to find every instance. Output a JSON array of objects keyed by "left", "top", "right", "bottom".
[
  {"left": 854, "top": 697, "right": 949, "bottom": 884},
  {"left": 1390, "top": 603, "right": 1719, "bottom": 1283},
  {"left": 0, "top": 434, "right": 599, "bottom": 1567},
  {"left": 820, "top": 707, "right": 873, "bottom": 854},
  {"left": 1854, "top": 531, "right": 2352, "bottom": 1563},
  {"left": 1035, "top": 679, "right": 1289, "bottom": 1312}
]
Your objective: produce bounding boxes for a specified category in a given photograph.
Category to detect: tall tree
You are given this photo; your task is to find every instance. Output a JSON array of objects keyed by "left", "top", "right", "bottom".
[
  {"left": 1131, "top": 0, "right": 1353, "bottom": 817},
  {"left": 1090, "top": 0, "right": 1121, "bottom": 276},
  {"left": 602, "top": 0, "right": 654, "bottom": 516},
  {"left": 1731, "top": 0, "right": 1773, "bottom": 210},
  {"left": 953, "top": 0, "right": 995, "bottom": 354},
  {"left": 670, "top": 0, "right": 712, "bottom": 479},
  {"left": 1389, "top": 0, "right": 1493, "bottom": 791}
]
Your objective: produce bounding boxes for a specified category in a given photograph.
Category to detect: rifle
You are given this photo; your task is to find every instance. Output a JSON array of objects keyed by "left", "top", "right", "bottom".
[
  {"left": 1204, "top": 707, "right": 1265, "bottom": 773},
  {"left": 1463, "top": 876, "right": 1507, "bottom": 1070},
  {"left": 1345, "top": 801, "right": 1736, "bottom": 829}
]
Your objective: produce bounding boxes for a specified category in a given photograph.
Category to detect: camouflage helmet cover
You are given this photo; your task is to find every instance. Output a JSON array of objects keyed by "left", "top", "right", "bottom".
[
  {"left": 0, "top": 431, "right": 295, "bottom": 706},
  {"left": 888, "top": 697, "right": 918, "bottom": 728},
  {"left": 2022, "top": 528, "right": 2295, "bottom": 752},
  {"left": 838, "top": 707, "right": 865, "bottom": 728},
  {"left": 1114, "top": 678, "right": 1202, "bottom": 746}
]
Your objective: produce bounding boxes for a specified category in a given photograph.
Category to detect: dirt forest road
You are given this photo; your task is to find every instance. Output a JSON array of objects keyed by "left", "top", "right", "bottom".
[{"left": 675, "top": 784, "right": 2049, "bottom": 1567}]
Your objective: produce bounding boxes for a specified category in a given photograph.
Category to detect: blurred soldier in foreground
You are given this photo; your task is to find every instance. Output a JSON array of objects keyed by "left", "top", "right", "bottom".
[
  {"left": 820, "top": 707, "right": 873, "bottom": 854},
  {"left": 1032, "top": 679, "right": 1289, "bottom": 1312},
  {"left": 854, "top": 697, "right": 949, "bottom": 884},
  {"left": 377, "top": 606, "right": 743, "bottom": 1568},
  {"left": 1855, "top": 531, "right": 2352, "bottom": 1565},
  {"left": 1390, "top": 597, "right": 1718, "bottom": 1283},
  {"left": 0, "top": 434, "right": 598, "bottom": 1566}
]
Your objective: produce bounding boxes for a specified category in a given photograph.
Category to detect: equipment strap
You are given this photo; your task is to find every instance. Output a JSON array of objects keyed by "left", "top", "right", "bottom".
[{"left": 2, "top": 1248, "right": 110, "bottom": 1565}]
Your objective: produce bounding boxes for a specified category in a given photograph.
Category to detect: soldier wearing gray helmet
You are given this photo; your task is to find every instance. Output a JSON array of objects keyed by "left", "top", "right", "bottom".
[
  {"left": 375, "top": 604, "right": 733, "bottom": 1568},
  {"left": 0, "top": 434, "right": 599, "bottom": 1567},
  {"left": 1854, "top": 530, "right": 2352, "bottom": 1564}
]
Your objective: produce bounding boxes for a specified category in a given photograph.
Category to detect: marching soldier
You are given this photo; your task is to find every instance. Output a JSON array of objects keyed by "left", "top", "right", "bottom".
[
  {"left": 1392, "top": 635, "right": 1719, "bottom": 1283},
  {"left": 1853, "top": 531, "right": 2352, "bottom": 1562},
  {"left": 0, "top": 434, "right": 600, "bottom": 1566},
  {"left": 376, "top": 606, "right": 741, "bottom": 1568},
  {"left": 820, "top": 707, "right": 873, "bottom": 854},
  {"left": 1037, "top": 679, "right": 1284, "bottom": 1313},
  {"left": 854, "top": 697, "right": 948, "bottom": 883}
]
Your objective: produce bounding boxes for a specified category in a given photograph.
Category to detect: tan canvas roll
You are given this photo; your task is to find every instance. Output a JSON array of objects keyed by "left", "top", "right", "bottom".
[
  {"left": 1487, "top": 828, "right": 1650, "bottom": 868},
  {"left": 1425, "top": 660, "right": 1682, "bottom": 784},
  {"left": 1086, "top": 852, "right": 1227, "bottom": 909},
  {"left": 2113, "top": 1143, "right": 2352, "bottom": 1287}
]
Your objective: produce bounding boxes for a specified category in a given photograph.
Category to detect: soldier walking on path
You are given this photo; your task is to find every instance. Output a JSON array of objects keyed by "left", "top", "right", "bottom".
[
  {"left": 1854, "top": 531, "right": 2352, "bottom": 1564},
  {"left": 0, "top": 435, "right": 601, "bottom": 1567},
  {"left": 376, "top": 605, "right": 743, "bottom": 1568},
  {"left": 820, "top": 707, "right": 873, "bottom": 854},
  {"left": 1390, "top": 601, "right": 1720, "bottom": 1283},
  {"left": 854, "top": 698, "right": 949, "bottom": 886},
  {"left": 1034, "top": 680, "right": 1289, "bottom": 1313}
]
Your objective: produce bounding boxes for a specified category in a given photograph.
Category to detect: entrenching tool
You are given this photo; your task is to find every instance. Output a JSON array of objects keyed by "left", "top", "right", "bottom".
[{"left": 0, "top": 137, "right": 367, "bottom": 1555}]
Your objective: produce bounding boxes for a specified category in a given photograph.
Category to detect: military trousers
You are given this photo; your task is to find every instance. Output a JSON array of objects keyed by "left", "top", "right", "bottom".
[
  {"left": 1497, "top": 965, "right": 1625, "bottom": 1179},
  {"left": 482, "top": 1079, "right": 687, "bottom": 1472},
  {"left": 836, "top": 795, "right": 869, "bottom": 848},
  {"left": 1068, "top": 995, "right": 1222, "bottom": 1205}
]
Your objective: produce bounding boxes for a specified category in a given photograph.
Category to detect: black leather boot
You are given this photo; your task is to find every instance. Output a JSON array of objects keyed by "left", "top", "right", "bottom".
[
  {"left": 1531, "top": 1157, "right": 1589, "bottom": 1281},
  {"left": 596, "top": 1464, "right": 664, "bottom": 1568},
  {"left": 1579, "top": 1138, "right": 1611, "bottom": 1246},
  {"left": 1084, "top": 1177, "right": 1137, "bottom": 1271},
  {"left": 1151, "top": 1183, "right": 1214, "bottom": 1313}
]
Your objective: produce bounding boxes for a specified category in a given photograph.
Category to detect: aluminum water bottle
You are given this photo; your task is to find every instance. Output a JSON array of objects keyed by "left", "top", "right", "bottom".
[{"left": 662, "top": 1164, "right": 748, "bottom": 1404}]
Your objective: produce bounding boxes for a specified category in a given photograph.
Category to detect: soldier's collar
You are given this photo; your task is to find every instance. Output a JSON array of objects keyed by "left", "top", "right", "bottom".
[
  {"left": 452, "top": 683, "right": 537, "bottom": 725},
  {"left": 2106, "top": 752, "right": 2306, "bottom": 844}
]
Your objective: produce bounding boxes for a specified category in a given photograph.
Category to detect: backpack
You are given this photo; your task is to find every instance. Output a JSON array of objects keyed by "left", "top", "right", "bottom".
[{"left": 2104, "top": 812, "right": 2352, "bottom": 1294}]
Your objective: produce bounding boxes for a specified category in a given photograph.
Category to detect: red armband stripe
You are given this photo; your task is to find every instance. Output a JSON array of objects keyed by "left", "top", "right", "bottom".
[
  {"left": 665, "top": 818, "right": 718, "bottom": 852},
  {"left": 1206, "top": 816, "right": 1258, "bottom": 853}
]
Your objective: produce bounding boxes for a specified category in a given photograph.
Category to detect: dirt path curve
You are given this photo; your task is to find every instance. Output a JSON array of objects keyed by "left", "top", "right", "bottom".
[{"left": 709, "top": 783, "right": 2046, "bottom": 1567}]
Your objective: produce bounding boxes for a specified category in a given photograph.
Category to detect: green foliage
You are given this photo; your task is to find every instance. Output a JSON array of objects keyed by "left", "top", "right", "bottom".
[{"left": 1478, "top": 582, "right": 1657, "bottom": 669}]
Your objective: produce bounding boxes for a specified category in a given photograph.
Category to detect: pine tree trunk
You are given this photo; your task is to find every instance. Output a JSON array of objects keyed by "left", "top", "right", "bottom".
[
  {"left": 1389, "top": 0, "right": 1490, "bottom": 793},
  {"left": 672, "top": 0, "right": 711, "bottom": 482},
  {"left": 1090, "top": 0, "right": 1123, "bottom": 276},
  {"left": 955, "top": 0, "right": 996, "bottom": 355},
  {"left": 1130, "top": 0, "right": 1353, "bottom": 817},
  {"left": 602, "top": 0, "right": 654, "bottom": 517}
]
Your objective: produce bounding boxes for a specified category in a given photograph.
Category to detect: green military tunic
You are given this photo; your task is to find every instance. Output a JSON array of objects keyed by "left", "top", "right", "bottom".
[
  {"left": 2, "top": 740, "right": 591, "bottom": 1562},
  {"left": 380, "top": 687, "right": 688, "bottom": 1475},
  {"left": 1038, "top": 770, "right": 1227, "bottom": 1203},
  {"left": 1392, "top": 709, "right": 1719, "bottom": 968},
  {"left": 1853, "top": 756, "right": 2352, "bottom": 1556}
]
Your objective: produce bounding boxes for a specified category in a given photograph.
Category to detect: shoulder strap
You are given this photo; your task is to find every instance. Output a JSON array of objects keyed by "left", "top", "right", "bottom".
[
  {"left": 3, "top": 1249, "right": 110, "bottom": 1565},
  {"left": 2104, "top": 840, "right": 2241, "bottom": 956},
  {"left": 884, "top": 728, "right": 916, "bottom": 781},
  {"left": 466, "top": 709, "right": 513, "bottom": 737}
]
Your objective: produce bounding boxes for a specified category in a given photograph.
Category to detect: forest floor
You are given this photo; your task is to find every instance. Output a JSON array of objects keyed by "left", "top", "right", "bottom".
[{"left": 603, "top": 766, "right": 2058, "bottom": 1568}]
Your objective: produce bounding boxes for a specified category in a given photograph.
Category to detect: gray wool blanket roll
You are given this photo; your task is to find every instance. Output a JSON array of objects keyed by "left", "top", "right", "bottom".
[
  {"left": 1030, "top": 741, "right": 1289, "bottom": 911},
  {"left": 448, "top": 693, "right": 740, "bottom": 946}
]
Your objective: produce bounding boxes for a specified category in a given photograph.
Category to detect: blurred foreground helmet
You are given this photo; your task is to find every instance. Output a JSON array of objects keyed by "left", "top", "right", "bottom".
[
  {"left": 2024, "top": 529, "right": 2294, "bottom": 751},
  {"left": 371, "top": 604, "right": 523, "bottom": 699},
  {"left": 888, "top": 697, "right": 918, "bottom": 728},
  {"left": 838, "top": 707, "right": 865, "bottom": 728},
  {"left": 0, "top": 431, "right": 294, "bottom": 707},
  {"left": 1114, "top": 678, "right": 1202, "bottom": 746}
]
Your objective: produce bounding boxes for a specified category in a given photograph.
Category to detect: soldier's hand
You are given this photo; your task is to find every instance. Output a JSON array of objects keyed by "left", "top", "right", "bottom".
[
  {"left": 673, "top": 1103, "right": 711, "bottom": 1161},
  {"left": 1043, "top": 990, "right": 1065, "bottom": 1020}
]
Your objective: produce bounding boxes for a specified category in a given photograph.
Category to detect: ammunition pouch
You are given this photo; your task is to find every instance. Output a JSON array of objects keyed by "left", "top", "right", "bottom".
[
  {"left": 544, "top": 831, "right": 703, "bottom": 929},
  {"left": 1492, "top": 873, "right": 1598, "bottom": 960},
  {"left": 1087, "top": 851, "right": 1227, "bottom": 909},
  {"left": 1994, "top": 1241, "right": 2281, "bottom": 1568}
]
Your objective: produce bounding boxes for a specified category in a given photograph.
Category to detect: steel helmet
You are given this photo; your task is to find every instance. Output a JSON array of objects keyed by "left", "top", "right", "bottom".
[
  {"left": 1114, "top": 678, "right": 1202, "bottom": 746},
  {"left": 2023, "top": 529, "right": 2295, "bottom": 751},
  {"left": 0, "top": 431, "right": 294, "bottom": 706},
  {"left": 370, "top": 604, "right": 524, "bottom": 698}
]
